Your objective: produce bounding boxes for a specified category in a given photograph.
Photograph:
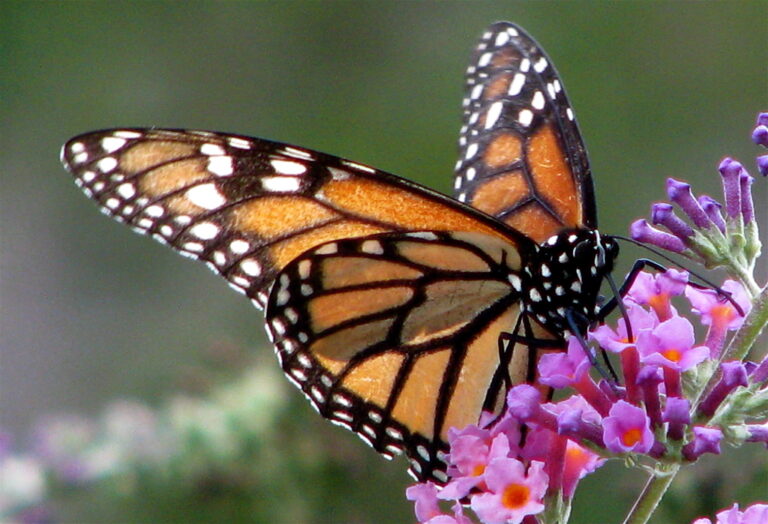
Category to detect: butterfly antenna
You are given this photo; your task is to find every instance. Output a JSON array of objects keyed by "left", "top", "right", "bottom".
[
  {"left": 610, "top": 235, "right": 744, "bottom": 316},
  {"left": 565, "top": 310, "right": 620, "bottom": 394},
  {"left": 606, "top": 272, "right": 634, "bottom": 342}
]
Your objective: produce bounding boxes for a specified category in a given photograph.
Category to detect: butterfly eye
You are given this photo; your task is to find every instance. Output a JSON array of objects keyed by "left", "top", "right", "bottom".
[{"left": 573, "top": 240, "right": 594, "bottom": 262}]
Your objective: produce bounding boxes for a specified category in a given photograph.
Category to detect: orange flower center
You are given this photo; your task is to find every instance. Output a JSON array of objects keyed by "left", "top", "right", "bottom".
[
  {"left": 711, "top": 304, "right": 735, "bottom": 324},
  {"left": 472, "top": 463, "right": 486, "bottom": 477},
  {"left": 622, "top": 428, "right": 643, "bottom": 447},
  {"left": 648, "top": 293, "right": 668, "bottom": 312},
  {"left": 501, "top": 483, "right": 531, "bottom": 509},
  {"left": 662, "top": 348, "right": 681, "bottom": 362}
]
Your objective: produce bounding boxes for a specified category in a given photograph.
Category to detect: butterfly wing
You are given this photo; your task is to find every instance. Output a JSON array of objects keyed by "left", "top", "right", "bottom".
[
  {"left": 266, "top": 230, "right": 557, "bottom": 482},
  {"left": 62, "top": 129, "right": 527, "bottom": 309},
  {"left": 454, "top": 21, "right": 596, "bottom": 242}
]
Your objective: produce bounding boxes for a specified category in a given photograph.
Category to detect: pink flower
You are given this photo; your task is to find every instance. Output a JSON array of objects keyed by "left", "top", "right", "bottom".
[
  {"left": 538, "top": 337, "right": 591, "bottom": 388},
  {"left": 627, "top": 269, "right": 689, "bottom": 320},
  {"left": 602, "top": 401, "right": 655, "bottom": 454},
  {"left": 406, "top": 482, "right": 474, "bottom": 524},
  {"left": 693, "top": 502, "right": 768, "bottom": 524},
  {"left": 636, "top": 316, "right": 709, "bottom": 373},
  {"left": 406, "top": 482, "right": 442, "bottom": 522},
  {"left": 441, "top": 432, "right": 513, "bottom": 500},
  {"left": 686, "top": 280, "right": 751, "bottom": 329},
  {"left": 470, "top": 459, "right": 548, "bottom": 524},
  {"left": 589, "top": 303, "right": 658, "bottom": 353},
  {"left": 562, "top": 440, "right": 605, "bottom": 498}
]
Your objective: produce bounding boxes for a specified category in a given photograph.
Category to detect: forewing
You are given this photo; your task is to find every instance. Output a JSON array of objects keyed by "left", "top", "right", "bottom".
[
  {"left": 62, "top": 129, "right": 525, "bottom": 308},
  {"left": 454, "top": 21, "right": 596, "bottom": 242},
  {"left": 265, "top": 230, "right": 539, "bottom": 482}
]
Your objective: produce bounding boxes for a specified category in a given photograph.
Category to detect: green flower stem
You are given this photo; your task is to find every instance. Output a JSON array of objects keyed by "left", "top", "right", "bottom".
[
  {"left": 724, "top": 283, "right": 768, "bottom": 362},
  {"left": 622, "top": 464, "right": 680, "bottom": 524}
]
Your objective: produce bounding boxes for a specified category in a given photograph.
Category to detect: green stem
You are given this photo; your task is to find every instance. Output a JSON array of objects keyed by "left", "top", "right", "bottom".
[
  {"left": 727, "top": 259, "right": 762, "bottom": 297},
  {"left": 622, "top": 465, "right": 681, "bottom": 524},
  {"left": 724, "top": 283, "right": 768, "bottom": 362}
]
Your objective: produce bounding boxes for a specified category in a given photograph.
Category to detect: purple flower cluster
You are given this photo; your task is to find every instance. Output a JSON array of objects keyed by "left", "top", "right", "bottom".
[
  {"left": 693, "top": 502, "right": 768, "bottom": 524},
  {"left": 630, "top": 114, "right": 764, "bottom": 289},
  {"left": 407, "top": 270, "right": 759, "bottom": 524}
]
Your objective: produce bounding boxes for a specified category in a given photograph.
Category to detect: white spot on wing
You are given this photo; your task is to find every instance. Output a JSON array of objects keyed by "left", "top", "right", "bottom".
[
  {"left": 113, "top": 130, "right": 142, "bottom": 139},
  {"left": 207, "top": 156, "right": 234, "bottom": 177},
  {"left": 145, "top": 205, "right": 164, "bottom": 218},
  {"left": 531, "top": 91, "right": 545, "bottom": 110},
  {"left": 230, "top": 239, "right": 250, "bottom": 254},
  {"left": 484, "top": 101, "right": 503, "bottom": 129},
  {"left": 361, "top": 240, "right": 384, "bottom": 255},
  {"left": 270, "top": 159, "right": 307, "bottom": 176},
  {"left": 283, "top": 146, "right": 313, "bottom": 160},
  {"left": 314, "top": 243, "right": 338, "bottom": 255},
  {"left": 186, "top": 183, "right": 226, "bottom": 210},
  {"left": 116, "top": 183, "right": 135, "bottom": 199},
  {"left": 97, "top": 156, "right": 117, "bottom": 173},
  {"left": 101, "top": 137, "right": 127, "bottom": 153},
  {"left": 261, "top": 176, "right": 301, "bottom": 192},
  {"left": 341, "top": 160, "right": 375, "bottom": 174},
  {"left": 298, "top": 259, "right": 311, "bottom": 279},
  {"left": 465, "top": 143, "right": 478, "bottom": 160},
  {"left": 508, "top": 73, "right": 526, "bottom": 96},
  {"left": 494, "top": 31, "right": 510, "bottom": 47},
  {"left": 240, "top": 258, "right": 262, "bottom": 276},
  {"left": 477, "top": 52, "right": 493, "bottom": 67},
  {"left": 518, "top": 109, "right": 534, "bottom": 127},
  {"left": 227, "top": 137, "right": 251, "bottom": 149},
  {"left": 200, "top": 143, "right": 225, "bottom": 156}
]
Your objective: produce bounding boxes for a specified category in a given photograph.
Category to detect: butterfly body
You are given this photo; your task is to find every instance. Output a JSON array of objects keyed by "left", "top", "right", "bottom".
[{"left": 62, "top": 22, "right": 615, "bottom": 483}]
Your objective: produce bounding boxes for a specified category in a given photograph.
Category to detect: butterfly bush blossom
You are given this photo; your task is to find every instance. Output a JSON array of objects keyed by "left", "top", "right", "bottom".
[{"left": 406, "top": 116, "right": 767, "bottom": 524}]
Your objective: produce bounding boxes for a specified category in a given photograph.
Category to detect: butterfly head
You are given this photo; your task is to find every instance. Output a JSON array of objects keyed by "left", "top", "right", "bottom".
[{"left": 521, "top": 229, "right": 619, "bottom": 335}]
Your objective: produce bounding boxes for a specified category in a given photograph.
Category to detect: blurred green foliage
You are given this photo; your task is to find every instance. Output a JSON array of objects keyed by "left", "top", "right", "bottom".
[{"left": 1, "top": 1, "right": 765, "bottom": 522}]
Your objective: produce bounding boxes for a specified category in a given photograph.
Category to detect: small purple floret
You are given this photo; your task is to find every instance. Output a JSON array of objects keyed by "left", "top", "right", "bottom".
[
  {"left": 697, "top": 195, "right": 726, "bottom": 232},
  {"left": 652, "top": 203, "right": 694, "bottom": 240},
  {"left": 752, "top": 124, "right": 768, "bottom": 147},
  {"left": 630, "top": 220, "right": 686, "bottom": 253},
  {"left": 758, "top": 155, "right": 768, "bottom": 177},
  {"left": 682, "top": 426, "right": 722, "bottom": 460},
  {"left": 636, "top": 366, "right": 663, "bottom": 428},
  {"left": 662, "top": 397, "right": 690, "bottom": 441},
  {"left": 746, "top": 423, "right": 768, "bottom": 448},
  {"left": 718, "top": 157, "right": 743, "bottom": 218},
  {"left": 739, "top": 173, "right": 755, "bottom": 223},
  {"left": 698, "top": 361, "right": 749, "bottom": 417},
  {"left": 752, "top": 355, "right": 768, "bottom": 384},
  {"left": 666, "top": 178, "right": 711, "bottom": 228}
]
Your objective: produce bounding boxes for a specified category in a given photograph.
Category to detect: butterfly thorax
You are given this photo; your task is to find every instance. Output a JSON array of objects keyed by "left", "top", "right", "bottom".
[{"left": 517, "top": 229, "right": 618, "bottom": 336}]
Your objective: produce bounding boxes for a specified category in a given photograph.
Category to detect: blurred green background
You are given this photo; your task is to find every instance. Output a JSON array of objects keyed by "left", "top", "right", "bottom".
[{"left": 2, "top": 1, "right": 766, "bottom": 523}]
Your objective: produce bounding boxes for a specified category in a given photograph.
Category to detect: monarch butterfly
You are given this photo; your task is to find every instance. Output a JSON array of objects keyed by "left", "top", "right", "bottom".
[{"left": 61, "top": 22, "right": 619, "bottom": 484}]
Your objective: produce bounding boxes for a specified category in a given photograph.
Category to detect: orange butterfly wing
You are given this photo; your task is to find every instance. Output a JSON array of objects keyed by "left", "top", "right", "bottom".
[
  {"left": 62, "top": 128, "right": 527, "bottom": 308},
  {"left": 454, "top": 22, "right": 596, "bottom": 242}
]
